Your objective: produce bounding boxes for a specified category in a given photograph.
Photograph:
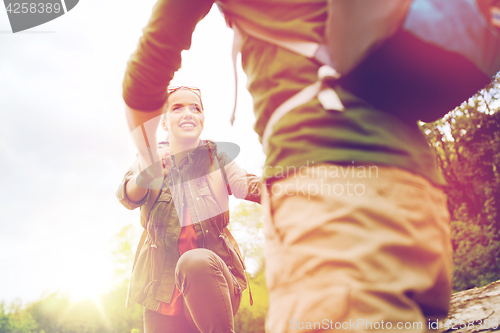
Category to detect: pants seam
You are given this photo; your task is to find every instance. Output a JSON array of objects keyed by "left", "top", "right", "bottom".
[{"left": 210, "top": 255, "right": 233, "bottom": 332}]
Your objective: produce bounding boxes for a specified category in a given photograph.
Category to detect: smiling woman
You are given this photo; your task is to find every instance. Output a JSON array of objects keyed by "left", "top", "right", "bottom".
[{"left": 117, "top": 86, "right": 261, "bottom": 333}]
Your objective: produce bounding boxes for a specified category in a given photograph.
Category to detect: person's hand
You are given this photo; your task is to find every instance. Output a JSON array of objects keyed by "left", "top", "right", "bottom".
[
  {"left": 492, "top": 6, "right": 500, "bottom": 30},
  {"left": 159, "top": 147, "right": 173, "bottom": 175},
  {"left": 476, "top": 0, "right": 500, "bottom": 31}
]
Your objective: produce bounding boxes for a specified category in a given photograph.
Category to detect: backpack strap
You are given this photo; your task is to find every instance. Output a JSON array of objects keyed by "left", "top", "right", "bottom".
[
  {"left": 230, "top": 25, "right": 243, "bottom": 125},
  {"left": 235, "top": 18, "right": 326, "bottom": 61},
  {"left": 230, "top": 19, "right": 344, "bottom": 154},
  {"left": 261, "top": 65, "right": 343, "bottom": 154}
]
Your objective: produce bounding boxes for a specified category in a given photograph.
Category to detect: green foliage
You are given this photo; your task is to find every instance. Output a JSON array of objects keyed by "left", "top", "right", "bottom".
[
  {"left": 0, "top": 301, "right": 38, "bottom": 333},
  {"left": 99, "top": 280, "right": 143, "bottom": 333},
  {"left": 234, "top": 268, "right": 268, "bottom": 333},
  {"left": 421, "top": 75, "right": 500, "bottom": 291},
  {"left": 20, "top": 283, "right": 143, "bottom": 333},
  {"left": 451, "top": 221, "right": 500, "bottom": 290},
  {"left": 0, "top": 225, "right": 143, "bottom": 333},
  {"left": 111, "top": 224, "right": 138, "bottom": 286},
  {"left": 230, "top": 202, "right": 268, "bottom": 332},
  {"left": 0, "top": 281, "right": 143, "bottom": 333},
  {"left": 229, "top": 202, "right": 265, "bottom": 272},
  {"left": 0, "top": 215, "right": 268, "bottom": 333}
]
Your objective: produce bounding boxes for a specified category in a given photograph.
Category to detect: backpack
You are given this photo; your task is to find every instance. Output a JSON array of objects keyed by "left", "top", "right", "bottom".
[
  {"left": 225, "top": 0, "right": 500, "bottom": 153},
  {"left": 325, "top": 0, "right": 500, "bottom": 123}
]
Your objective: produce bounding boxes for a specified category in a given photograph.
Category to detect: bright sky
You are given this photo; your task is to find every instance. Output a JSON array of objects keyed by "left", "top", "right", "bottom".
[{"left": 0, "top": 0, "right": 265, "bottom": 304}]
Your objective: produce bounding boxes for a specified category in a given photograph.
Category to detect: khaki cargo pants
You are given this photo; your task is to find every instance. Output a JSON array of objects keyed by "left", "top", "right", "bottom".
[{"left": 263, "top": 164, "right": 452, "bottom": 332}]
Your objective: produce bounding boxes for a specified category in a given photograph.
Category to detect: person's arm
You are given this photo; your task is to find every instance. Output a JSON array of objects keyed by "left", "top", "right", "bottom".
[
  {"left": 116, "top": 160, "right": 150, "bottom": 210},
  {"left": 123, "top": 0, "right": 214, "bottom": 180},
  {"left": 219, "top": 153, "right": 262, "bottom": 204},
  {"left": 126, "top": 104, "right": 163, "bottom": 181},
  {"left": 123, "top": 0, "right": 214, "bottom": 112},
  {"left": 125, "top": 169, "right": 149, "bottom": 203}
]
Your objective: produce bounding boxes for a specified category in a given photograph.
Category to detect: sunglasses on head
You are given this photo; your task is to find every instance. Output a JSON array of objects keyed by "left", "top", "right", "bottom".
[
  {"left": 168, "top": 86, "right": 201, "bottom": 98},
  {"left": 167, "top": 86, "right": 203, "bottom": 109}
]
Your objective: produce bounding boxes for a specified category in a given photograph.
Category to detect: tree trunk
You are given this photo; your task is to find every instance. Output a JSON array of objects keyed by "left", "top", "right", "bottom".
[{"left": 439, "top": 280, "right": 500, "bottom": 332}]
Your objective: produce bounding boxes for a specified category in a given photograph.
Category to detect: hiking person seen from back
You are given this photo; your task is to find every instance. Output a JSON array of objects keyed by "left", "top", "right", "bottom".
[{"left": 122, "top": 1, "right": 500, "bottom": 332}]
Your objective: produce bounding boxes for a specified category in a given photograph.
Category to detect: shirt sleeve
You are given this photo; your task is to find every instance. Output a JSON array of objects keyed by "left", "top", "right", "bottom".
[
  {"left": 123, "top": 0, "right": 216, "bottom": 111},
  {"left": 219, "top": 153, "right": 262, "bottom": 204},
  {"left": 116, "top": 160, "right": 150, "bottom": 210}
]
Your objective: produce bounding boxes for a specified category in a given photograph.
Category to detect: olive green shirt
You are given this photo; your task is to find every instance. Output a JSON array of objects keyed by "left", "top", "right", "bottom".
[{"left": 123, "top": 0, "right": 443, "bottom": 185}]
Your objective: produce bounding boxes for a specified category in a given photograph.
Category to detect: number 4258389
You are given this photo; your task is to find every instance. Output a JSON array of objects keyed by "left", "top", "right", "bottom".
[{"left": 6, "top": 2, "right": 62, "bottom": 14}]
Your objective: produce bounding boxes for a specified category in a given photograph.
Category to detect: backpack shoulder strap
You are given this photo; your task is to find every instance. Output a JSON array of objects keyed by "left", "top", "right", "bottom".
[
  {"left": 228, "top": 17, "right": 333, "bottom": 124},
  {"left": 234, "top": 19, "right": 321, "bottom": 59},
  {"left": 227, "top": 8, "right": 343, "bottom": 153}
]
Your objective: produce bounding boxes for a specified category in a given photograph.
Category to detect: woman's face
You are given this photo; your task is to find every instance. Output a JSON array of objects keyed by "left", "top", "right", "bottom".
[{"left": 163, "top": 89, "right": 205, "bottom": 145}]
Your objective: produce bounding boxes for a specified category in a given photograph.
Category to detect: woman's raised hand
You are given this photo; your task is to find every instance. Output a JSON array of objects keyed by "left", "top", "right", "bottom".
[{"left": 159, "top": 146, "right": 173, "bottom": 175}]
